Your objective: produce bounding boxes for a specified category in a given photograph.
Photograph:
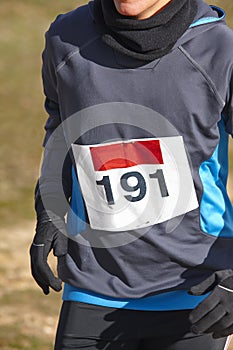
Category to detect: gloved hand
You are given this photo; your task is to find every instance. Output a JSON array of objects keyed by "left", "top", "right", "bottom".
[
  {"left": 189, "top": 270, "right": 233, "bottom": 338},
  {"left": 30, "top": 210, "right": 68, "bottom": 295}
]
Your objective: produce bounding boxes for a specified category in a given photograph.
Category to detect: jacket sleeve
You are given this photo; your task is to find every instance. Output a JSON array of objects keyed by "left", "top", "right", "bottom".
[{"left": 35, "top": 30, "right": 72, "bottom": 217}]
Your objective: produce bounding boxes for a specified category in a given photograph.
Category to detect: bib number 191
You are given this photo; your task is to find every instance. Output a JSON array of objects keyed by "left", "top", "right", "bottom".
[{"left": 96, "top": 169, "right": 169, "bottom": 205}]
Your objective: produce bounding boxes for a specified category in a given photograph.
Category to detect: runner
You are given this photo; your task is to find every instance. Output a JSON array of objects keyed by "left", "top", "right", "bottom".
[{"left": 30, "top": 0, "right": 233, "bottom": 349}]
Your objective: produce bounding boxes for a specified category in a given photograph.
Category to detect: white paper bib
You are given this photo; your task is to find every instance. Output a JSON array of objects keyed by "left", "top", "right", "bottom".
[{"left": 72, "top": 137, "right": 198, "bottom": 231}]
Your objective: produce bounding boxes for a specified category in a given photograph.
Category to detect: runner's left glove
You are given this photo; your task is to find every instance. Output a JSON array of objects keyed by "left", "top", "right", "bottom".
[
  {"left": 189, "top": 270, "right": 233, "bottom": 338},
  {"left": 30, "top": 210, "right": 68, "bottom": 295}
]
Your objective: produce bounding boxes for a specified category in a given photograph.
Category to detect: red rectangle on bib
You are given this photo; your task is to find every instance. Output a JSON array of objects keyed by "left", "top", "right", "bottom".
[{"left": 90, "top": 140, "right": 164, "bottom": 171}]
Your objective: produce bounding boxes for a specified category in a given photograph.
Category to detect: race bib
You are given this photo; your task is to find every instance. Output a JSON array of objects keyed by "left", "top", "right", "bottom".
[{"left": 72, "top": 137, "right": 198, "bottom": 231}]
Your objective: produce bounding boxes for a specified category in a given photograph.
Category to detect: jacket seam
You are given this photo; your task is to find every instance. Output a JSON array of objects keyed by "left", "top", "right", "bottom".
[
  {"left": 178, "top": 45, "right": 225, "bottom": 108},
  {"left": 55, "top": 1, "right": 100, "bottom": 73},
  {"left": 56, "top": 35, "right": 101, "bottom": 73}
]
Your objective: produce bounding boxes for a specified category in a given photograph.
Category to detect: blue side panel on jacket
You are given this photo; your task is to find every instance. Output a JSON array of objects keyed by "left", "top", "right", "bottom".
[
  {"left": 67, "top": 167, "right": 86, "bottom": 235},
  {"left": 199, "top": 117, "right": 233, "bottom": 237}
]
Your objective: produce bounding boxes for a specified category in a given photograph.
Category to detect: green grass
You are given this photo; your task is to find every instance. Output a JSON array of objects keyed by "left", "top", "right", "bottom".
[
  {"left": 0, "top": 288, "right": 61, "bottom": 314},
  {"left": 0, "top": 288, "right": 62, "bottom": 350},
  {"left": 0, "top": 328, "right": 52, "bottom": 350}
]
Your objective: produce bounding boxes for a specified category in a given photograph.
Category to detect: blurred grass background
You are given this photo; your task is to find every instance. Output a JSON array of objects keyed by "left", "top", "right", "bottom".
[
  {"left": 0, "top": 0, "right": 232, "bottom": 349},
  {"left": 0, "top": 0, "right": 86, "bottom": 227}
]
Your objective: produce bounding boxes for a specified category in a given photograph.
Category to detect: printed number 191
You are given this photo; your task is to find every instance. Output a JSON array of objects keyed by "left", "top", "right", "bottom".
[{"left": 96, "top": 170, "right": 169, "bottom": 205}]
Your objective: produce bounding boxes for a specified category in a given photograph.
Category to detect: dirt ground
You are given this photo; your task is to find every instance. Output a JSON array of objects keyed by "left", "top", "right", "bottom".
[
  {"left": 0, "top": 221, "right": 233, "bottom": 350},
  {"left": 0, "top": 221, "right": 62, "bottom": 350}
]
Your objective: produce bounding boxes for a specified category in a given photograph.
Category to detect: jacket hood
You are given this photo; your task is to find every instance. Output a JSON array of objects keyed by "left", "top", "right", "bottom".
[{"left": 173, "top": 0, "right": 225, "bottom": 48}]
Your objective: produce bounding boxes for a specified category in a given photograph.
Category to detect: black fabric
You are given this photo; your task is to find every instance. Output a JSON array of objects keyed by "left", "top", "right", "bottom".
[
  {"left": 30, "top": 210, "right": 68, "bottom": 295},
  {"left": 93, "top": 0, "right": 197, "bottom": 61},
  {"left": 54, "top": 301, "right": 227, "bottom": 350},
  {"left": 189, "top": 270, "right": 233, "bottom": 338}
]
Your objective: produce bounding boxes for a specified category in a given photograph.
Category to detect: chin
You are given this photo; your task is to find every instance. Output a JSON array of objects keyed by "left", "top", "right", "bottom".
[{"left": 114, "top": 2, "right": 143, "bottom": 17}]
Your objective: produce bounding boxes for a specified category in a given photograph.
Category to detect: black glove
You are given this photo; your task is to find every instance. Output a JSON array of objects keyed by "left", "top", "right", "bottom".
[
  {"left": 30, "top": 210, "right": 68, "bottom": 295},
  {"left": 189, "top": 270, "right": 233, "bottom": 338}
]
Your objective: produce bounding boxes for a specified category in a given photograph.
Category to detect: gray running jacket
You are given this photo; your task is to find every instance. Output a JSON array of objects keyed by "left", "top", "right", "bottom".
[{"left": 38, "top": 0, "right": 233, "bottom": 310}]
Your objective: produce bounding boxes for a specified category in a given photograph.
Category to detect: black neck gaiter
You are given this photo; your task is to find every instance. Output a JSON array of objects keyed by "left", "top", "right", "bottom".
[{"left": 93, "top": 0, "right": 197, "bottom": 61}]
